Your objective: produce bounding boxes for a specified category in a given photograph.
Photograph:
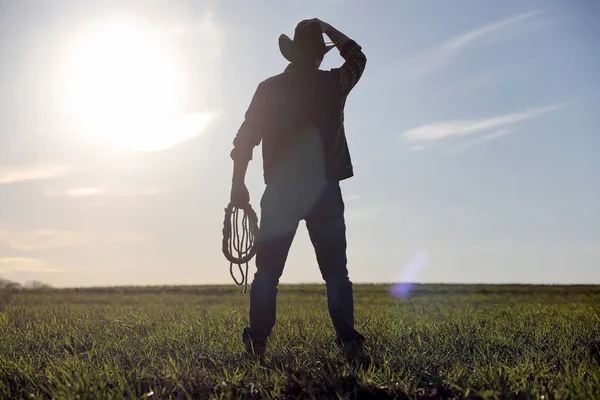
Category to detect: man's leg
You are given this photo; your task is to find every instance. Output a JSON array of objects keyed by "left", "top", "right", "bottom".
[
  {"left": 305, "top": 181, "right": 362, "bottom": 344},
  {"left": 244, "top": 185, "right": 299, "bottom": 352}
]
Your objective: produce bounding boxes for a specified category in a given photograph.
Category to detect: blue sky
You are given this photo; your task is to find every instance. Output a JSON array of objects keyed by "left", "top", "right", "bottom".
[{"left": 0, "top": 0, "right": 598, "bottom": 287}]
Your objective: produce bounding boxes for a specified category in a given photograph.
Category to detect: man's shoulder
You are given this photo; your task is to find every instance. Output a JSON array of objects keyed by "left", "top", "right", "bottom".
[
  {"left": 261, "top": 72, "right": 285, "bottom": 86},
  {"left": 253, "top": 73, "right": 283, "bottom": 93},
  {"left": 261, "top": 68, "right": 338, "bottom": 87}
]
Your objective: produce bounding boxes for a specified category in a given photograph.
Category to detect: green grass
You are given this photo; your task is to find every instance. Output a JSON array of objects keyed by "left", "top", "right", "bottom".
[{"left": 1, "top": 284, "right": 599, "bottom": 399}]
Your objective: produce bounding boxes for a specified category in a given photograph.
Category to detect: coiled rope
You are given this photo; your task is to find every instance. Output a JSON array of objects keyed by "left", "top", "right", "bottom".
[{"left": 222, "top": 202, "right": 259, "bottom": 294}]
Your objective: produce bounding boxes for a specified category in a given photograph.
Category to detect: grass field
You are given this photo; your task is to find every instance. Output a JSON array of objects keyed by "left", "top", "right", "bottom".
[{"left": 1, "top": 284, "right": 599, "bottom": 399}]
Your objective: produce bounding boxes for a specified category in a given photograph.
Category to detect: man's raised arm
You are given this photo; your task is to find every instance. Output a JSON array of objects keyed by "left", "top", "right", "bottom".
[{"left": 319, "top": 20, "right": 367, "bottom": 96}]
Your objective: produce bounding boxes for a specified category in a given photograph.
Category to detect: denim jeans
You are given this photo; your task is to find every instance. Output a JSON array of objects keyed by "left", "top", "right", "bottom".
[{"left": 244, "top": 179, "right": 360, "bottom": 343}]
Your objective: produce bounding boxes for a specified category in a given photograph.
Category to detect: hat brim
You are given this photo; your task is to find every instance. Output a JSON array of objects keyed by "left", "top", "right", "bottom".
[{"left": 278, "top": 34, "right": 335, "bottom": 64}]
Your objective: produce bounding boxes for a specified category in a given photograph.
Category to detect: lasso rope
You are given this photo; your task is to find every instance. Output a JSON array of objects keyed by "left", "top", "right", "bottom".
[{"left": 222, "top": 202, "right": 259, "bottom": 294}]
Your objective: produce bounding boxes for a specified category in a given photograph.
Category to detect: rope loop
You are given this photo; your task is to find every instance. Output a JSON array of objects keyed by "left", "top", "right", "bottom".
[{"left": 222, "top": 202, "right": 259, "bottom": 294}]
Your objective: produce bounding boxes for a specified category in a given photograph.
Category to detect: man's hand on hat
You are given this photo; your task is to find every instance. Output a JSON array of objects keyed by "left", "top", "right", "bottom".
[{"left": 304, "top": 18, "right": 330, "bottom": 33}]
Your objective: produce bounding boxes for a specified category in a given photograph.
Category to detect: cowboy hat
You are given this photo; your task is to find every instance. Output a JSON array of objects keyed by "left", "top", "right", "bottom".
[{"left": 279, "top": 20, "right": 335, "bottom": 64}]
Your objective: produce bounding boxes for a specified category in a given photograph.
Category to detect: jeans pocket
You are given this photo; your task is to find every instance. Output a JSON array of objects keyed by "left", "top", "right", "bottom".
[{"left": 317, "top": 181, "right": 344, "bottom": 219}]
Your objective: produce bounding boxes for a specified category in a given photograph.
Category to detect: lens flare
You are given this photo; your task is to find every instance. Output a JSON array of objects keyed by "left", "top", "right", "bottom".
[{"left": 390, "top": 251, "right": 430, "bottom": 298}]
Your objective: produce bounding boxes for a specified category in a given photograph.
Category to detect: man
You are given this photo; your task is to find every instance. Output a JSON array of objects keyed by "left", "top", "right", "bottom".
[{"left": 229, "top": 18, "right": 367, "bottom": 362}]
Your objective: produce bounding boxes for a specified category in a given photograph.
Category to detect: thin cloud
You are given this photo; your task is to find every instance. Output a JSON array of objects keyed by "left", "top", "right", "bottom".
[
  {"left": 98, "top": 110, "right": 221, "bottom": 152},
  {"left": 412, "top": 10, "right": 543, "bottom": 77},
  {"left": 410, "top": 146, "right": 428, "bottom": 152},
  {"left": 46, "top": 187, "right": 166, "bottom": 197},
  {"left": 0, "top": 166, "right": 67, "bottom": 185},
  {"left": 65, "top": 187, "right": 106, "bottom": 197},
  {"left": 106, "top": 233, "right": 149, "bottom": 245},
  {"left": 447, "top": 129, "right": 512, "bottom": 154},
  {"left": 402, "top": 104, "right": 566, "bottom": 143},
  {"left": 0, "top": 230, "right": 150, "bottom": 251},
  {"left": 0, "top": 230, "right": 86, "bottom": 250},
  {"left": 0, "top": 257, "right": 62, "bottom": 273}
]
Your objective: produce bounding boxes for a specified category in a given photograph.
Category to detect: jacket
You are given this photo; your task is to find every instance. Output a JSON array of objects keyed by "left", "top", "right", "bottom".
[{"left": 231, "top": 40, "right": 366, "bottom": 185}]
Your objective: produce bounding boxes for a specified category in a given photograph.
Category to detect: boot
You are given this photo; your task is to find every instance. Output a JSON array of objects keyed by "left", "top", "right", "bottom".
[
  {"left": 242, "top": 327, "right": 267, "bottom": 359},
  {"left": 337, "top": 333, "right": 369, "bottom": 365}
]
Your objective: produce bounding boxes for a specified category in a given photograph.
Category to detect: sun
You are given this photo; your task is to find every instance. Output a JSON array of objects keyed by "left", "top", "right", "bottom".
[{"left": 63, "top": 17, "right": 201, "bottom": 151}]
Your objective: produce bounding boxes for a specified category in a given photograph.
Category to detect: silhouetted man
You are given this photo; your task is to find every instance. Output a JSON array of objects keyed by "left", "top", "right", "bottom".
[{"left": 229, "top": 18, "right": 367, "bottom": 362}]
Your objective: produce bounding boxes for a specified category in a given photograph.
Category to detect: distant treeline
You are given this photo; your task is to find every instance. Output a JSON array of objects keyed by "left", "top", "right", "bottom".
[{"left": 0, "top": 277, "right": 52, "bottom": 290}]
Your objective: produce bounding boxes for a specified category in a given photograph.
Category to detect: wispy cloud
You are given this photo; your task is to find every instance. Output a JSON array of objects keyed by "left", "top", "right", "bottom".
[
  {"left": 412, "top": 10, "right": 543, "bottom": 77},
  {"left": 65, "top": 187, "right": 106, "bottom": 197},
  {"left": 102, "top": 110, "right": 221, "bottom": 152},
  {"left": 0, "top": 166, "right": 67, "bottom": 185},
  {"left": 446, "top": 129, "right": 512, "bottom": 154},
  {"left": 402, "top": 104, "right": 565, "bottom": 143},
  {"left": 46, "top": 187, "right": 166, "bottom": 197},
  {"left": 106, "top": 233, "right": 149, "bottom": 245},
  {"left": 0, "top": 230, "right": 149, "bottom": 251},
  {"left": 0, "top": 257, "right": 62, "bottom": 273},
  {"left": 0, "top": 230, "right": 85, "bottom": 250}
]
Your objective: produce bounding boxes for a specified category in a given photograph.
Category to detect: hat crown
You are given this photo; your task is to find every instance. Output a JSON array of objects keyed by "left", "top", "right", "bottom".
[
  {"left": 291, "top": 22, "right": 326, "bottom": 62},
  {"left": 293, "top": 21, "right": 325, "bottom": 49},
  {"left": 278, "top": 20, "right": 334, "bottom": 64}
]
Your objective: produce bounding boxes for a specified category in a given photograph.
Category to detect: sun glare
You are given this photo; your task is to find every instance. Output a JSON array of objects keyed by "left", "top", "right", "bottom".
[{"left": 63, "top": 18, "right": 200, "bottom": 151}]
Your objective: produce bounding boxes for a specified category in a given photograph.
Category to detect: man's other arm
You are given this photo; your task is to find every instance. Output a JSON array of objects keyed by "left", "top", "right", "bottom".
[
  {"left": 229, "top": 82, "right": 267, "bottom": 205},
  {"left": 322, "top": 22, "right": 367, "bottom": 97}
]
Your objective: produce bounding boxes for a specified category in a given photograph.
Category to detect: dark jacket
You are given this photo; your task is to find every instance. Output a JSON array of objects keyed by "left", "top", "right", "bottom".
[{"left": 231, "top": 40, "right": 366, "bottom": 185}]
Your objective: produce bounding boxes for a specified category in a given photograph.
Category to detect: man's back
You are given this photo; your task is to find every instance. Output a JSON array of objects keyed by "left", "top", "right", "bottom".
[
  {"left": 230, "top": 32, "right": 365, "bottom": 184},
  {"left": 259, "top": 67, "right": 343, "bottom": 183}
]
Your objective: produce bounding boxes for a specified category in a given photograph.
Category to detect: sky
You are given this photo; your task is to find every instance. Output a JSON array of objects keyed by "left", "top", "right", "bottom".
[{"left": 0, "top": 0, "right": 598, "bottom": 287}]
